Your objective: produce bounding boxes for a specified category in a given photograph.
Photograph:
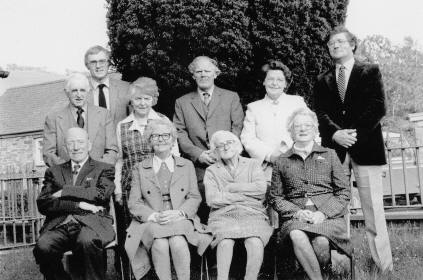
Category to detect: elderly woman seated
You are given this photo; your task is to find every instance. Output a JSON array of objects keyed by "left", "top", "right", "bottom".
[
  {"left": 268, "top": 108, "right": 351, "bottom": 280},
  {"left": 204, "top": 130, "right": 274, "bottom": 280},
  {"left": 125, "top": 119, "right": 211, "bottom": 280}
]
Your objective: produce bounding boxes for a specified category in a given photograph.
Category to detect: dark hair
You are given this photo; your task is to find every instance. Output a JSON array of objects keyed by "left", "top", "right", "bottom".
[
  {"left": 262, "top": 60, "right": 292, "bottom": 81},
  {"left": 326, "top": 26, "right": 358, "bottom": 53}
]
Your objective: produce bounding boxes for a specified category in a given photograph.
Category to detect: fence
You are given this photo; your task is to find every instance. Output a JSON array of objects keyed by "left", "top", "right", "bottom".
[{"left": 0, "top": 166, "right": 44, "bottom": 250}]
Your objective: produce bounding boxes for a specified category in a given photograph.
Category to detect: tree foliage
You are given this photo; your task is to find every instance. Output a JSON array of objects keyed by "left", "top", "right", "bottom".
[{"left": 106, "top": 0, "right": 348, "bottom": 116}]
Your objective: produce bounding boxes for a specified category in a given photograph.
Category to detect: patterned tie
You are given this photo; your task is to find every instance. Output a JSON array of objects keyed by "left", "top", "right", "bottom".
[
  {"left": 72, "top": 164, "right": 81, "bottom": 184},
  {"left": 203, "top": 92, "right": 210, "bottom": 107},
  {"left": 98, "top": 84, "right": 107, "bottom": 108},
  {"left": 337, "top": 65, "right": 346, "bottom": 102},
  {"left": 76, "top": 107, "right": 84, "bottom": 128}
]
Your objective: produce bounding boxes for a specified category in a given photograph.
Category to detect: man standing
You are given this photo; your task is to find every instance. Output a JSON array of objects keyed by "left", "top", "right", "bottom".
[
  {"left": 173, "top": 56, "right": 244, "bottom": 221},
  {"left": 85, "top": 45, "right": 130, "bottom": 126},
  {"left": 43, "top": 73, "right": 118, "bottom": 166},
  {"left": 34, "top": 127, "right": 115, "bottom": 280},
  {"left": 313, "top": 26, "right": 393, "bottom": 271}
]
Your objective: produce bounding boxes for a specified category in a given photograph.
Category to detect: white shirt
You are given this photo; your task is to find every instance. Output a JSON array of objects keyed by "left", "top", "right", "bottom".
[
  {"left": 336, "top": 57, "right": 355, "bottom": 89},
  {"left": 91, "top": 77, "right": 110, "bottom": 109},
  {"left": 197, "top": 85, "right": 214, "bottom": 103},
  {"left": 71, "top": 156, "right": 89, "bottom": 175},
  {"left": 153, "top": 155, "right": 175, "bottom": 173}
]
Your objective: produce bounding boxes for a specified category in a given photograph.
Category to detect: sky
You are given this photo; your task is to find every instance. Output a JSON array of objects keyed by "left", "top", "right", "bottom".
[{"left": 0, "top": 0, "right": 422, "bottom": 74}]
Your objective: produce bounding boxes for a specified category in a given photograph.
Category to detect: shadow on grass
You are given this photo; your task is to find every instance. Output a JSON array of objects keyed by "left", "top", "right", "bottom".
[{"left": 0, "top": 221, "right": 422, "bottom": 280}]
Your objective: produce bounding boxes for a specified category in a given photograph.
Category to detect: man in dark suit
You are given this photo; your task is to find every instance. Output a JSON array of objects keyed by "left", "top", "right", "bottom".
[
  {"left": 84, "top": 45, "right": 130, "bottom": 127},
  {"left": 173, "top": 56, "right": 244, "bottom": 221},
  {"left": 34, "top": 127, "right": 115, "bottom": 280},
  {"left": 313, "top": 26, "right": 393, "bottom": 271},
  {"left": 43, "top": 73, "right": 118, "bottom": 167}
]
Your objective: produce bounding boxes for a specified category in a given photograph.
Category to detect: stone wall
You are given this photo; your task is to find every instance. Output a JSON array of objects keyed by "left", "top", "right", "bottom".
[{"left": 0, "top": 132, "right": 46, "bottom": 174}]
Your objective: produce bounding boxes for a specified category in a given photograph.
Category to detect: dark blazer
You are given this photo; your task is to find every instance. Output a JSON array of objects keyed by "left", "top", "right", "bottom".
[
  {"left": 37, "top": 158, "right": 115, "bottom": 244},
  {"left": 173, "top": 86, "right": 244, "bottom": 182},
  {"left": 313, "top": 61, "right": 387, "bottom": 165},
  {"left": 43, "top": 104, "right": 118, "bottom": 167},
  {"left": 88, "top": 78, "right": 130, "bottom": 127}
]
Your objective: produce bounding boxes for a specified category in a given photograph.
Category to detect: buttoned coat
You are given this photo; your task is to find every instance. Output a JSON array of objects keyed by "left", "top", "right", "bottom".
[
  {"left": 43, "top": 104, "right": 118, "bottom": 167},
  {"left": 125, "top": 156, "right": 206, "bottom": 280},
  {"left": 36, "top": 158, "right": 116, "bottom": 245},
  {"left": 173, "top": 86, "right": 244, "bottom": 184},
  {"left": 88, "top": 78, "right": 130, "bottom": 127},
  {"left": 313, "top": 61, "right": 386, "bottom": 165}
]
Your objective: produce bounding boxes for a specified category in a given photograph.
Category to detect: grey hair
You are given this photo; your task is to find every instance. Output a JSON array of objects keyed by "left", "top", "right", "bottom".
[
  {"left": 144, "top": 118, "right": 177, "bottom": 145},
  {"left": 64, "top": 73, "right": 90, "bottom": 93},
  {"left": 129, "top": 77, "right": 160, "bottom": 106},
  {"left": 287, "top": 107, "right": 319, "bottom": 139},
  {"left": 188, "top": 56, "right": 221, "bottom": 75},
  {"left": 84, "top": 45, "right": 110, "bottom": 67},
  {"left": 210, "top": 130, "right": 243, "bottom": 157}
]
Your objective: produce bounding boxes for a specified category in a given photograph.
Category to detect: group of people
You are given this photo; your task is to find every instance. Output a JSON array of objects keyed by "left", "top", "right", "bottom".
[{"left": 33, "top": 25, "right": 393, "bottom": 280}]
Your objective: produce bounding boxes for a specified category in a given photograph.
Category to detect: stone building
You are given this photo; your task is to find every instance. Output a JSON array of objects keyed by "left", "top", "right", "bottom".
[{"left": 0, "top": 79, "right": 67, "bottom": 173}]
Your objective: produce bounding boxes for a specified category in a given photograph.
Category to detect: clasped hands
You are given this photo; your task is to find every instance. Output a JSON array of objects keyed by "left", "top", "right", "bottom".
[
  {"left": 198, "top": 150, "right": 217, "bottom": 165},
  {"left": 332, "top": 129, "right": 357, "bottom": 148},
  {"left": 52, "top": 190, "right": 104, "bottom": 214},
  {"left": 294, "top": 210, "right": 326, "bottom": 224},
  {"left": 150, "top": 210, "right": 186, "bottom": 225}
]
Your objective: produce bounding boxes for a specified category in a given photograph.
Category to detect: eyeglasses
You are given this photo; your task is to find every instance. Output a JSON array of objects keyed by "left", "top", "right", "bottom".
[
  {"left": 150, "top": 133, "right": 171, "bottom": 141},
  {"left": 293, "top": 124, "right": 314, "bottom": 130},
  {"left": 327, "top": 39, "right": 350, "bottom": 47},
  {"left": 88, "top": 59, "right": 108, "bottom": 67},
  {"left": 215, "top": 140, "right": 236, "bottom": 150}
]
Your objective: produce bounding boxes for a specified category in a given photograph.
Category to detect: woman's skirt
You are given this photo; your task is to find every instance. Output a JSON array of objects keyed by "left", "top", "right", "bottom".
[{"left": 208, "top": 206, "right": 274, "bottom": 248}]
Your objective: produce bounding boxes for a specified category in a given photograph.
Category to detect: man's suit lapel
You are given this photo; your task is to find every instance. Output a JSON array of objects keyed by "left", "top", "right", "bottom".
[
  {"left": 61, "top": 161, "right": 74, "bottom": 185},
  {"left": 87, "top": 105, "right": 100, "bottom": 143},
  {"left": 57, "top": 106, "right": 77, "bottom": 135},
  {"left": 207, "top": 87, "right": 222, "bottom": 119},
  {"left": 108, "top": 79, "right": 118, "bottom": 119},
  {"left": 189, "top": 92, "right": 206, "bottom": 121},
  {"left": 75, "top": 158, "right": 95, "bottom": 185},
  {"left": 343, "top": 62, "right": 362, "bottom": 105},
  {"left": 324, "top": 68, "right": 344, "bottom": 105}
]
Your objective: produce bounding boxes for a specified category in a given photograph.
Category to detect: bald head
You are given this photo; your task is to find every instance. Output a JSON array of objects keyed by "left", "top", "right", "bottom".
[{"left": 65, "top": 127, "right": 91, "bottom": 163}]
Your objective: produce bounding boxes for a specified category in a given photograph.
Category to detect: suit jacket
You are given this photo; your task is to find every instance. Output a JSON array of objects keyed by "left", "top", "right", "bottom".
[
  {"left": 37, "top": 158, "right": 116, "bottom": 244},
  {"left": 173, "top": 86, "right": 244, "bottom": 181},
  {"left": 88, "top": 78, "right": 130, "bottom": 127},
  {"left": 125, "top": 156, "right": 204, "bottom": 279},
  {"left": 313, "top": 61, "right": 387, "bottom": 165},
  {"left": 43, "top": 104, "right": 118, "bottom": 167}
]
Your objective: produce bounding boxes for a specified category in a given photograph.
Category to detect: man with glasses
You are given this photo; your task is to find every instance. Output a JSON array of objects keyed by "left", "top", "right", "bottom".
[
  {"left": 313, "top": 26, "right": 393, "bottom": 272},
  {"left": 85, "top": 45, "right": 130, "bottom": 127},
  {"left": 173, "top": 56, "right": 244, "bottom": 222}
]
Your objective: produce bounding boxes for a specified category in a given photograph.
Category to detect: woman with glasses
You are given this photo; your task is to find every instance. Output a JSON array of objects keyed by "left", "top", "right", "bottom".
[
  {"left": 204, "top": 130, "right": 273, "bottom": 280},
  {"left": 125, "top": 119, "right": 211, "bottom": 280},
  {"left": 268, "top": 108, "right": 351, "bottom": 280}
]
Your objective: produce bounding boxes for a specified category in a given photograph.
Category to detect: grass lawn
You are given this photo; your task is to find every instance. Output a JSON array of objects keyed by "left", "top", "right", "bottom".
[{"left": 0, "top": 221, "right": 422, "bottom": 280}]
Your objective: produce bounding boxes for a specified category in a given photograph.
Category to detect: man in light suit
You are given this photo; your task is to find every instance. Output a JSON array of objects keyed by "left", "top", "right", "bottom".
[
  {"left": 173, "top": 56, "right": 244, "bottom": 222},
  {"left": 313, "top": 26, "right": 393, "bottom": 271},
  {"left": 85, "top": 45, "right": 130, "bottom": 126},
  {"left": 34, "top": 127, "right": 115, "bottom": 280},
  {"left": 43, "top": 73, "right": 118, "bottom": 167}
]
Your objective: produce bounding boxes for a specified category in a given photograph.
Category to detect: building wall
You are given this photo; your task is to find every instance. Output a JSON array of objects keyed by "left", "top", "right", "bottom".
[{"left": 0, "top": 132, "right": 46, "bottom": 174}]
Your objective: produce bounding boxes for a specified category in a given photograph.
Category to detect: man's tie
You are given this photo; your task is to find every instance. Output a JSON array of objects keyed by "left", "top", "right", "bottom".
[
  {"left": 337, "top": 65, "right": 346, "bottom": 102},
  {"left": 72, "top": 164, "right": 81, "bottom": 184},
  {"left": 203, "top": 92, "right": 210, "bottom": 107},
  {"left": 76, "top": 107, "right": 84, "bottom": 128},
  {"left": 98, "top": 84, "right": 107, "bottom": 108}
]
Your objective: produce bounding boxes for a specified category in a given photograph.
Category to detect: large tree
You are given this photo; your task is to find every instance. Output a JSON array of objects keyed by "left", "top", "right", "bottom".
[{"left": 106, "top": 0, "right": 348, "bottom": 116}]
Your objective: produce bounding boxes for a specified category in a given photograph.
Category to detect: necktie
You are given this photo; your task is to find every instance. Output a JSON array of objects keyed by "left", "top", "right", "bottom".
[
  {"left": 72, "top": 164, "right": 81, "bottom": 184},
  {"left": 76, "top": 107, "right": 84, "bottom": 128},
  {"left": 203, "top": 92, "right": 210, "bottom": 107},
  {"left": 98, "top": 84, "right": 107, "bottom": 108},
  {"left": 337, "top": 65, "right": 346, "bottom": 102}
]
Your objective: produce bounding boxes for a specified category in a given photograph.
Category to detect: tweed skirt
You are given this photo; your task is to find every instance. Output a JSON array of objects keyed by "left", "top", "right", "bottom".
[
  {"left": 277, "top": 208, "right": 351, "bottom": 255},
  {"left": 139, "top": 219, "right": 212, "bottom": 255},
  {"left": 208, "top": 205, "right": 274, "bottom": 248}
]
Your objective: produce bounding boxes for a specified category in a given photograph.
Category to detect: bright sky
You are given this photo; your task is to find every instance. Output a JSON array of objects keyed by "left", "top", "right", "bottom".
[{"left": 0, "top": 0, "right": 422, "bottom": 74}]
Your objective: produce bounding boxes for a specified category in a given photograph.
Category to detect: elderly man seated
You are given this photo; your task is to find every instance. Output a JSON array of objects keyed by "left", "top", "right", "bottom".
[{"left": 33, "top": 127, "right": 115, "bottom": 280}]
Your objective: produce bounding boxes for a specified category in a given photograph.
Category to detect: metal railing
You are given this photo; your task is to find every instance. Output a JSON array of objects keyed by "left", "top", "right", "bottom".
[{"left": 0, "top": 168, "right": 44, "bottom": 250}]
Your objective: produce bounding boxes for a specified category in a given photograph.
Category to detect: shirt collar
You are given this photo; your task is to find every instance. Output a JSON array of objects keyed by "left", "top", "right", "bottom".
[
  {"left": 153, "top": 154, "right": 175, "bottom": 172},
  {"left": 197, "top": 85, "right": 215, "bottom": 98},
  {"left": 264, "top": 93, "right": 286, "bottom": 104},
  {"left": 121, "top": 110, "right": 162, "bottom": 131},
  {"left": 91, "top": 76, "right": 110, "bottom": 89},
  {"left": 70, "top": 104, "right": 88, "bottom": 113},
  {"left": 293, "top": 141, "right": 315, "bottom": 155},
  {"left": 72, "top": 156, "right": 89, "bottom": 170},
  {"left": 336, "top": 57, "right": 355, "bottom": 71}
]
